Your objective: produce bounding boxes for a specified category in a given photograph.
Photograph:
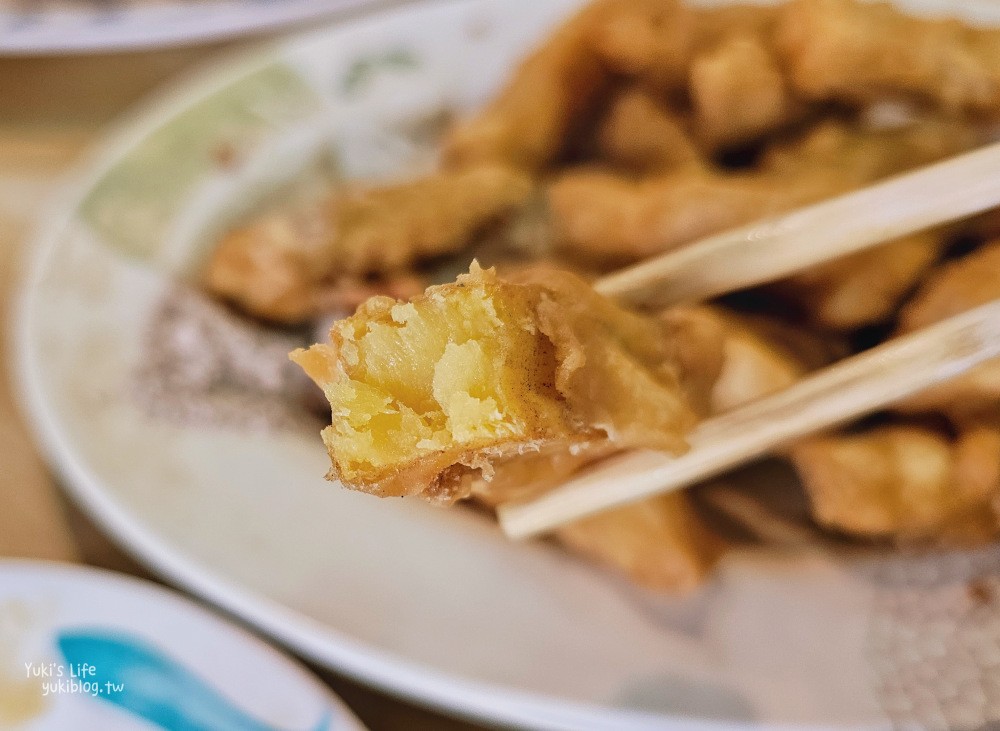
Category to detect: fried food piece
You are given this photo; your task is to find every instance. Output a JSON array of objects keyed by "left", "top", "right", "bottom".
[
  {"left": 790, "top": 422, "right": 1000, "bottom": 543},
  {"left": 896, "top": 240, "right": 1000, "bottom": 419},
  {"left": 590, "top": 0, "right": 695, "bottom": 91},
  {"left": 899, "top": 239, "right": 1000, "bottom": 330},
  {"left": 204, "top": 165, "right": 532, "bottom": 323},
  {"left": 705, "top": 309, "right": 844, "bottom": 413},
  {"left": 596, "top": 87, "right": 702, "bottom": 174},
  {"left": 202, "top": 199, "right": 334, "bottom": 324},
  {"left": 654, "top": 304, "right": 842, "bottom": 416},
  {"left": 457, "top": 427, "right": 724, "bottom": 592},
  {"left": 689, "top": 33, "right": 794, "bottom": 148},
  {"left": 550, "top": 120, "right": 977, "bottom": 262},
  {"left": 775, "top": 229, "right": 945, "bottom": 331},
  {"left": 760, "top": 118, "right": 980, "bottom": 185},
  {"left": 445, "top": 0, "right": 756, "bottom": 172},
  {"left": 693, "top": 4, "right": 779, "bottom": 46},
  {"left": 554, "top": 492, "right": 725, "bottom": 592},
  {"left": 591, "top": 1, "right": 778, "bottom": 93},
  {"left": 441, "top": 1, "right": 612, "bottom": 171},
  {"left": 547, "top": 167, "right": 803, "bottom": 264},
  {"left": 776, "top": 0, "right": 1000, "bottom": 113},
  {"left": 487, "top": 300, "right": 831, "bottom": 592},
  {"left": 292, "top": 264, "right": 701, "bottom": 501}
]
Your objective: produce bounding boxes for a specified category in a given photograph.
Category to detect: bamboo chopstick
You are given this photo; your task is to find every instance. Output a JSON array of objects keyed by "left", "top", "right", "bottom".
[
  {"left": 498, "top": 299, "right": 1000, "bottom": 540},
  {"left": 595, "top": 140, "right": 1000, "bottom": 307}
]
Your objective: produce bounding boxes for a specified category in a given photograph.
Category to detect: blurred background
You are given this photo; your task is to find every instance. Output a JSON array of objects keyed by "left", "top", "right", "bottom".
[{"left": 0, "top": 10, "right": 479, "bottom": 729}]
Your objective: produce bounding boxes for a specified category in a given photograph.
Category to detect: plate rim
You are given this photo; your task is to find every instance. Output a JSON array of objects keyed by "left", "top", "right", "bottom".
[
  {"left": 0, "top": 557, "right": 367, "bottom": 730},
  {"left": 9, "top": 3, "right": 831, "bottom": 729},
  {"left": 0, "top": 0, "right": 413, "bottom": 55}
]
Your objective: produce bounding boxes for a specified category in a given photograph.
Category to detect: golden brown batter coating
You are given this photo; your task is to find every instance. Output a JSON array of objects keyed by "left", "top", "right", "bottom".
[
  {"left": 553, "top": 492, "right": 725, "bottom": 592},
  {"left": 548, "top": 119, "right": 977, "bottom": 264},
  {"left": 595, "top": 87, "right": 702, "bottom": 174},
  {"left": 790, "top": 422, "right": 1000, "bottom": 543},
  {"left": 441, "top": 0, "right": 614, "bottom": 172},
  {"left": 689, "top": 33, "right": 794, "bottom": 148},
  {"left": 702, "top": 308, "right": 844, "bottom": 414},
  {"left": 590, "top": 0, "right": 697, "bottom": 92},
  {"left": 204, "top": 165, "right": 532, "bottom": 323},
  {"left": 591, "top": 1, "right": 779, "bottom": 94},
  {"left": 896, "top": 240, "right": 1000, "bottom": 419},
  {"left": 775, "top": 230, "right": 946, "bottom": 331},
  {"left": 776, "top": 0, "right": 1000, "bottom": 114},
  {"left": 292, "top": 264, "right": 702, "bottom": 502}
]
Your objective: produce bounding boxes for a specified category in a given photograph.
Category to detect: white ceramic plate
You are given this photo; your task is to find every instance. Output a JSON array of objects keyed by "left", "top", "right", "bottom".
[
  {"left": 0, "top": 0, "right": 387, "bottom": 54},
  {"left": 15, "top": 1, "right": 1000, "bottom": 729},
  {"left": 0, "top": 560, "right": 365, "bottom": 730}
]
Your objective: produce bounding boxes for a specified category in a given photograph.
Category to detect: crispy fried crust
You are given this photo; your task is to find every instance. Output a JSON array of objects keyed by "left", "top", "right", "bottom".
[
  {"left": 546, "top": 164, "right": 839, "bottom": 263},
  {"left": 441, "top": 1, "right": 614, "bottom": 172},
  {"left": 549, "top": 120, "right": 978, "bottom": 263},
  {"left": 790, "top": 422, "right": 1000, "bottom": 543},
  {"left": 689, "top": 33, "right": 794, "bottom": 148},
  {"left": 292, "top": 264, "right": 700, "bottom": 501},
  {"left": 700, "top": 308, "right": 845, "bottom": 414},
  {"left": 896, "top": 240, "right": 1000, "bottom": 419},
  {"left": 590, "top": 0, "right": 698, "bottom": 91},
  {"left": 554, "top": 492, "right": 726, "bottom": 592},
  {"left": 204, "top": 165, "right": 532, "bottom": 323},
  {"left": 596, "top": 87, "right": 702, "bottom": 174},
  {"left": 775, "top": 229, "right": 946, "bottom": 331},
  {"left": 776, "top": 0, "right": 1000, "bottom": 114}
]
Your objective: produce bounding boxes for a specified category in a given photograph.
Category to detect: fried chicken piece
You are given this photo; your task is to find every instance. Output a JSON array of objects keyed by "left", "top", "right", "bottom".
[
  {"left": 790, "top": 422, "right": 1000, "bottom": 543},
  {"left": 899, "top": 239, "right": 1000, "bottom": 331},
  {"left": 549, "top": 119, "right": 977, "bottom": 263},
  {"left": 204, "top": 165, "right": 532, "bottom": 323},
  {"left": 689, "top": 33, "right": 794, "bottom": 148},
  {"left": 895, "top": 240, "right": 1000, "bottom": 419},
  {"left": 202, "top": 198, "right": 334, "bottom": 324},
  {"left": 776, "top": 0, "right": 1000, "bottom": 114},
  {"left": 596, "top": 87, "right": 702, "bottom": 174},
  {"left": 291, "top": 263, "right": 702, "bottom": 502},
  {"left": 774, "top": 229, "right": 945, "bottom": 331}
]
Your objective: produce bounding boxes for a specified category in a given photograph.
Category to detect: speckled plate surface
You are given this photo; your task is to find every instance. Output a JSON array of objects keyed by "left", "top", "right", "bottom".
[{"left": 14, "top": 1, "right": 1000, "bottom": 729}]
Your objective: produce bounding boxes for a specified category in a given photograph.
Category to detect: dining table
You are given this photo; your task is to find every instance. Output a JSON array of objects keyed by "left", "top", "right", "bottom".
[{"left": 0, "top": 40, "right": 484, "bottom": 731}]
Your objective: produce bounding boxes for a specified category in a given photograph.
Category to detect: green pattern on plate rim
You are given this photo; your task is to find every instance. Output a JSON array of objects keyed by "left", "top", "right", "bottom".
[{"left": 80, "top": 63, "right": 321, "bottom": 262}]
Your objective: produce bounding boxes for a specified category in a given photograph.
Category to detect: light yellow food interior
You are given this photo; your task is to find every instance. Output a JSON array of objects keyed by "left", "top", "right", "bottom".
[{"left": 321, "top": 275, "right": 567, "bottom": 482}]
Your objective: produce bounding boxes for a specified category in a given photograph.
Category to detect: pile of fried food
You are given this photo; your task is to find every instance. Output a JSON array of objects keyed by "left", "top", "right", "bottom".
[{"left": 205, "top": 0, "right": 1000, "bottom": 592}]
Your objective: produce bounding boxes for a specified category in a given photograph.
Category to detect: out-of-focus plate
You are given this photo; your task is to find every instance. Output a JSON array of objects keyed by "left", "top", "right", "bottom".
[
  {"left": 0, "top": 560, "right": 365, "bottom": 730},
  {"left": 14, "top": 0, "right": 1000, "bottom": 728},
  {"left": 0, "top": 0, "right": 388, "bottom": 54}
]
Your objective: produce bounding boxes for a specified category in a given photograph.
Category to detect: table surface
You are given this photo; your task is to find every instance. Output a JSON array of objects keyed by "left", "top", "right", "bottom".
[{"left": 0, "top": 44, "right": 483, "bottom": 731}]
